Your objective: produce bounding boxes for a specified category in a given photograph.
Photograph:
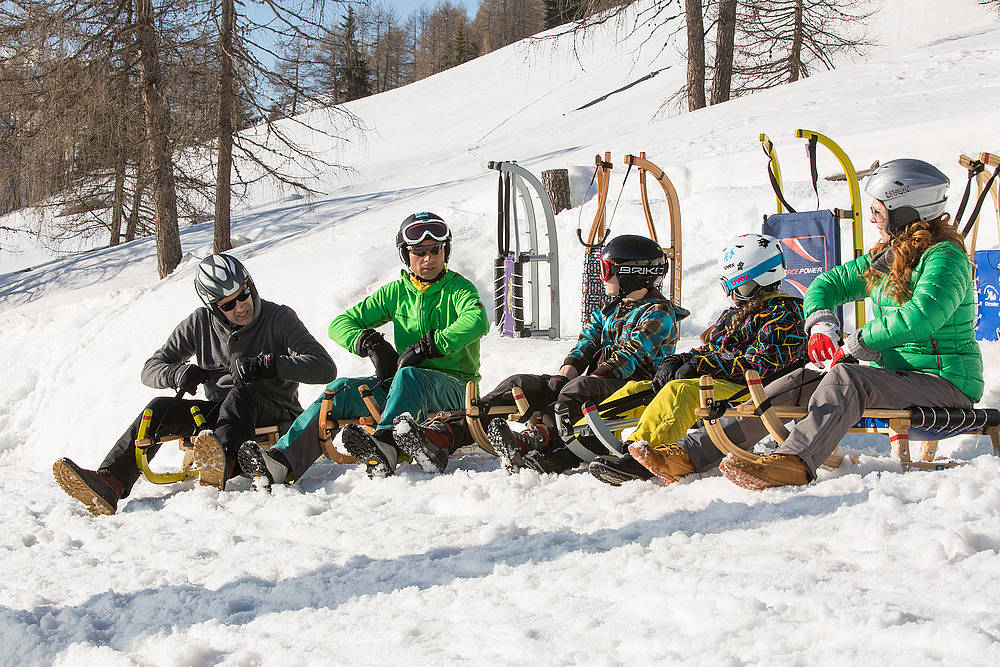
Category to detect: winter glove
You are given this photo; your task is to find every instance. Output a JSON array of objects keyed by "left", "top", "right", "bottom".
[
  {"left": 673, "top": 361, "right": 699, "bottom": 380},
  {"left": 651, "top": 354, "right": 688, "bottom": 392},
  {"left": 356, "top": 329, "right": 399, "bottom": 382},
  {"left": 545, "top": 374, "right": 570, "bottom": 396},
  {"left": 807, "top": 320, "right": 841, "bottom": 368},
  {"left": 842, "top": 330, "right": 879, "bottom": 363},
  {"left": 397, "top": 330, "right": 444, "bottom": 370},
  {"left": 174, "top": 364, "right": 210, "bottom": 395},
  {"left": 230, "top": 352, "right": 276, "bottom": 385}
]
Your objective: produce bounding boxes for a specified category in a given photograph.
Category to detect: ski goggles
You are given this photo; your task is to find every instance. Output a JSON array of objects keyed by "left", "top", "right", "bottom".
[
  {"left": 408, "top": 242, "right": 445, "bottom": 257},
  {"left": 400, "top": 218, "right": 449, "bottom": 245},
  {"left": 216, "top": 284, "right": 252, "bottom": 311},
  {"left": 599, "top": 257, "right": 618, "bottom": 282},
  {"left": 600, "top": 258, "right": 661, "bottom": 282},
  {"left": 719, "top": 253, "right": 784, "bottom": 296}
]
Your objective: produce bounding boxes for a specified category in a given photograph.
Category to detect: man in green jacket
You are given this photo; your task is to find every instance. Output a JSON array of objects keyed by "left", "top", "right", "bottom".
[{"left": 239, "top": 212, "right": 490, "bottom": 486}]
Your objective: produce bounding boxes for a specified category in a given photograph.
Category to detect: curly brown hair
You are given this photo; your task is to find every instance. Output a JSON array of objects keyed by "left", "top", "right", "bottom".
[{"left": 862, "top": 214, "right": 967, "bottom": 304}]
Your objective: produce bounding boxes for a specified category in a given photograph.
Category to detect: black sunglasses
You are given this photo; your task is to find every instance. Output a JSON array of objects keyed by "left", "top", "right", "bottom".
[
  {"left": 217, "top": 287, "right": 251, "bottom": 312},
  {"left": 408, "top": 243, "right": 444, "bottom": 257}
]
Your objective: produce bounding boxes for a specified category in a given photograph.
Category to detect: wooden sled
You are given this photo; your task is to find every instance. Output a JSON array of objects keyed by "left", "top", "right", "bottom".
[
  {"left": 464, "top": 381, "right": 534, "bottom": 456},
  {"left": 134, "top": 404, "right": 281, "bottom": 485},
  {"left": 696, "top": 371, "right": 1000, "bottom": 473}
]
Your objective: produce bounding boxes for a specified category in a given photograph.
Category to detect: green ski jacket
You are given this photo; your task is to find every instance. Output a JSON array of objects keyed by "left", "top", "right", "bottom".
[
  {"left": 329, "top": 270, "right": 490, "bottom": 383},
  {"left": 804, "top": 241, "right": 983, "bottom": 402}
]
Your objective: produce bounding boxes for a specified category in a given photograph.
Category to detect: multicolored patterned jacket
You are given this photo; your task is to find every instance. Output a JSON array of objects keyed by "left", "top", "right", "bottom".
[
  {"left": 563, "top": 289, "right": 688, "bottom": 380},
  {"left": 683, "top": 293, "right": 806, "bottom": 383}
]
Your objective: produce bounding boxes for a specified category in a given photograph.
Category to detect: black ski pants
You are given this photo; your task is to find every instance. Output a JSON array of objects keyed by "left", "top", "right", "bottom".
[
  {"left": 100, "top": 386, "right": 291, "bottom": 496},
  {"left": 444, "top": 373, "right": 628, "bottom": 453}
]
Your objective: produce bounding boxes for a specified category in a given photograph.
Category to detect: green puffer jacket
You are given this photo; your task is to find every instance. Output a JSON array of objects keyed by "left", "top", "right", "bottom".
[
  {"left": 329, "top": 270, "right": 490, "bottom": 383},
  {"left": 804, "top": 241, "right": 983, "bottom": 402}
]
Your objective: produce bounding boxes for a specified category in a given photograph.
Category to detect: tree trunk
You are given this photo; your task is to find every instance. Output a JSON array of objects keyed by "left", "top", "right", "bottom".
[
  {"left": 542, "top": 168, "right": 571, "bottom": 215},
  {"left": 110, "top": 148, "right": 126, "bottom": 247},
  {"left": 214, "top": 0, "right": 235, "bottom": 253},
  {"left": 684, "top": 0, "right": 707, "bottom": 111},
  {"left": 789, "top": 0, "right": 803, "bottom": 82},
  {"left": 710, "top": 0, "right": 738, "bottom": 105},
  {"left": 134, "top": 0, "right": 181, "bottom": 278}
]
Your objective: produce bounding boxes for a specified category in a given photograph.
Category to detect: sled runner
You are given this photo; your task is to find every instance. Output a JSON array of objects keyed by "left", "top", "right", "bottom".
[
  {"left": 464, "top": 381, "right": 535, "bottom": 455},
  {"left": 760, "top": 130, "right": 865, "bottom": 328},
  {"left": 577, "top": 152, "right": 684, "bottom": 323},
  {"left": 133, "top": 404, "right": 282, "bottom": 485},
  {"left": 695, "top": 371, "right": 1000, "bottom": 473},
  {"left": 488, "top": 160, "right": 561, "bottom": 339}
]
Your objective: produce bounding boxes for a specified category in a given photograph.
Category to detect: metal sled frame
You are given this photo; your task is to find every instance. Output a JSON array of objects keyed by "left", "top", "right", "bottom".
[
  {"left": 134, "top": 403, "right": 281, "bottom": 485},
  {"left": 761, "top": 130, "right": 865, "bottom": 328},
  {"left": 695, "top": 371, "right": 1000, "bottom": 473},
  {"left": 488, "top": 160, "right": 561, "bottom": 339}
]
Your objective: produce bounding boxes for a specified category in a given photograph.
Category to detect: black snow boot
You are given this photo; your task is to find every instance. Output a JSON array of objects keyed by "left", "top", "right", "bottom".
[
  {"left": 588, "top": 453, "right": 655, "bottom": 486},
  {"left": 342, "top": 424, "right": 397, "bottom": 479},
  {"left": 392, "top": 414, "right": 450, "bottom": 474}
]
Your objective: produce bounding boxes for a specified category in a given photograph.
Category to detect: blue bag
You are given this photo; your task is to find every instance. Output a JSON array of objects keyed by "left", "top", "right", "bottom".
[
  {"left": 974, "top": 249, "right": 1000, "bottom": 341},
  {"left": 763, "top": 210, "right": 842, "bottom": 321}
]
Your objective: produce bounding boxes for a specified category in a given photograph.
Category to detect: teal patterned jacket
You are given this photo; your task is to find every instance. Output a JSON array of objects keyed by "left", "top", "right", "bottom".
[{"left": 563, "top": 289, "right": 689, "bottom": 380}]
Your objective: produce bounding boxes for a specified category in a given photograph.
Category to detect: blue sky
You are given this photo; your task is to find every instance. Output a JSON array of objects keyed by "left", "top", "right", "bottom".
[{"left": 381, "top": 0, "right": 481, "bottom": 20}]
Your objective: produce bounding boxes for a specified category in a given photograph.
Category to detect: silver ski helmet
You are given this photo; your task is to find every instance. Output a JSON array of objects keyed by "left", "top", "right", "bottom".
[
  {"left": 396, "top": 212, "right": 451, "bottom": 265},
  {"left": 194, "top": 253, "right": 259, "bottom": 321},
  {"left": 599, "top": 234, "right": 667, "bottom": 294},
  {"left": 864, "top": 158, "right": 950, "bottom": 236},
  {"left": 718, "top": 234, "right": 786, "bottom": 301}
]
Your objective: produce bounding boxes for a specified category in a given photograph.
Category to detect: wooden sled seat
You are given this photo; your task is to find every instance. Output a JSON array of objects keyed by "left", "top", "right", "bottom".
[{"left": 695, "top": 371, "right": 1000, "bottom": 473}]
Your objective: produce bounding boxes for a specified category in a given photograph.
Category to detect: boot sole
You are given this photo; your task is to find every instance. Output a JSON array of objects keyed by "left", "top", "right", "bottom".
[
  {"left": 342, "top": 427, "right": 393, "bottom": 479},
  {"left": 193, "top": 432, "right": 227, "bottom": 490},
  {"left": 237, "top": 443, "right": 273, "bottom": 493},
  {"left": 52, "top": 459, "right": 115, "bottom": 516},
  {"left": 393, "top": 418, "right": 447, "bottom": 474},
  {"left": 719, "top": 455, "right": 782, "bottom": 490},
  {"left": 629, "top": 444, "right": 694, "bottom": 484},
  {"left": 486, "top": 420, "right": 525, "bottom": 475},
  {"left": 588, "top": 460, "right": 650, "bottom": 486}
]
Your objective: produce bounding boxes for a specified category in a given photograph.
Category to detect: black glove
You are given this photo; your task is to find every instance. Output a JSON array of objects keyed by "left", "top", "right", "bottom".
[
  {"left": 546, "top": 374, "right": 570, "bottom": 396},
  {"left": 674, "top": 361, "right": 699, "bottom": 379},
  {"left": 397, "top": 330, "right": 443, "bottom": 370},
  {"left": 356, "top": 329, "right": 399, "bottom": 382},
  {"left": 230, "top": 352, "right": 276, "bottom": 385},
  {"left": 651, "top": 355, "right": 687, "bottom": 392},
  {"left": 175, "top": 364, "right": 210, "bottom": 395}
]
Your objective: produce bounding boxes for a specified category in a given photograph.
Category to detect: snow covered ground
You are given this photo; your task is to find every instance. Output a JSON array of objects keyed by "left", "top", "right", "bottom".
[{"left": 1, "top": 0, "right": 999, "bottom": 663}]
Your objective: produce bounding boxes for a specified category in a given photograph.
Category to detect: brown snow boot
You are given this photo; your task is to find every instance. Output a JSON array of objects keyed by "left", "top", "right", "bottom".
[
  {"left": 53, "top": 458, "right": 125, "bottom": 516},
  {"left": 193, "top": 431, "right": 235, "bottom": 490}
]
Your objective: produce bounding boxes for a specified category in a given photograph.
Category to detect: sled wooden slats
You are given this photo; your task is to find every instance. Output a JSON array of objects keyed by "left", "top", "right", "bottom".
[
  {"left": 695, "top": 373, "right": 1000, "bottom": 473},
  {"left": 134, "top": 425, "right": 282, "bottom": 485},
  {"left": 958, "top": 152, "right": 1000, "bottom": 259}
]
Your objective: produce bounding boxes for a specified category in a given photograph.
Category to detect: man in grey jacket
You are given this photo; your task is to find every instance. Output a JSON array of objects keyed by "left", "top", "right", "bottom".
[{"left": 52, "top": 254, "right": 336, "bottom": 516}]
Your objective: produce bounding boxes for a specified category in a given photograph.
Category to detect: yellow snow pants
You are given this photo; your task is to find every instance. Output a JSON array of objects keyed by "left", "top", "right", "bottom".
[{"left": 592, "top": 377, "right": 746, "bottom": 450}]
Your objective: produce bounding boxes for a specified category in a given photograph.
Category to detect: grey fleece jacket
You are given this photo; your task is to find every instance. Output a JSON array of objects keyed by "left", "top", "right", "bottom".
[{"left": 141, "top": 299, "right": 336, "bottom": 417}]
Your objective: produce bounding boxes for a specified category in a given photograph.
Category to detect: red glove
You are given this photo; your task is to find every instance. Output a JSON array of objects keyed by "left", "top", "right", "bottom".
[{"left": 807, "top": 321, "right": 841, "bottom": 368}]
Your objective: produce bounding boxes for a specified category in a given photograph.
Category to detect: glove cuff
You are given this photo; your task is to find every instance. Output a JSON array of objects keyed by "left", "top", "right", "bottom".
[
  {"left": 805, "top": 310, "right": 840, "bottom": 337},
  {"left": 844, "top": 330, "right": 879, "bottom": 362}
]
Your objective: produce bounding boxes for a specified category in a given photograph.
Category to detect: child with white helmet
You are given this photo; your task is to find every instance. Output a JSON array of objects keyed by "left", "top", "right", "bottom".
[{"left": 591, "top": 233, "right": 808, "bottom": 485}]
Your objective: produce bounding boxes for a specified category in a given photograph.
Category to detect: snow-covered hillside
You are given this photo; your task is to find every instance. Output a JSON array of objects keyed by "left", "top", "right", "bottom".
[{"left": 1, "top": 0, "right": 999, "bottom": 663}]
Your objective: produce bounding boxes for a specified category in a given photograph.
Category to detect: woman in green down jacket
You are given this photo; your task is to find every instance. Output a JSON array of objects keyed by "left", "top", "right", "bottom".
[{"left": 720, "top": 158, "right": 984, "bottom": 490}]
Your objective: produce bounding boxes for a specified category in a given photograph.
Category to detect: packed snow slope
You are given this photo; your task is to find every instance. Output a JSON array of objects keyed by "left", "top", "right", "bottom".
[{"left": 1, "top": 0, "right": 999, "bottom": 663}]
